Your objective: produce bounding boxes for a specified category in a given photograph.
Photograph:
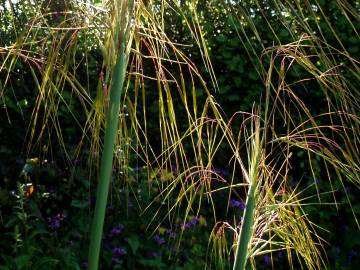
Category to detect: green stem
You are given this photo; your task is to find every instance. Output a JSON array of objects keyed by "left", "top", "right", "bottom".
[
  {"left": 234, "top": 120, "right": 261, "bottom": 270},
  {"left": 233, "top": 181, "right": 257, "bottom": 270},
  {"left": 88, "top": 40, "right": 127, "bottom": 270}
]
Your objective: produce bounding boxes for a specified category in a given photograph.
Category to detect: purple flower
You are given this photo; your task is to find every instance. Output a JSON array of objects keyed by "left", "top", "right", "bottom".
[
  {"left": 290, "top": 180, "right": 297, "bottom": 188},
  {"left": 167, "top": 229, "right": 176, "bottom": 238},
  {"left": 230, "top": 199, "right": 245, "bottom": 210},
  {"left": 213, "top": 168, "right": 230, "bottom": 177},
  {"left": 112, "top": 247, "right": 127, "bottom": 256},
  {"left": 263, "top": 255, "right": 271, "bottom": 265},
  {"left": 149, "top": 251, "right": 163, "bottom": 257},
  {"left": 154, "top": 234, "right": 166, "bottom": 245},
  {"left": 180, "top": 222, "right": 192, "bottom": 230},
  {"left": 190, "top": 216, "right": 200, "bottom": 226},
  {"left": 179, "top": 216, "right": 201, "bottom": 231},
  {"left": 109, "top": 224, "right": 124, "bottom": 237},
  {"left": 171, "top": 164, "right": 178, "bottom": 172},
  {"left": 47, "top": 212, "right": 65, "bottom": 230},
  {"left": 47, "top": 219, "right": 60, "bottom": 230}
]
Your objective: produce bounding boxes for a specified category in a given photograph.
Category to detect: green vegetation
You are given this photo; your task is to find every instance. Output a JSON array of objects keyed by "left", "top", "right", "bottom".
[{"left": 1, "top": 0, "right": 359, "bottom": 269}]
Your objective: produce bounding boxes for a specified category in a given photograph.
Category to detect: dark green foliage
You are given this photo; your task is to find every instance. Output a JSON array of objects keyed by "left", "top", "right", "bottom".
[{"left": 0, "top": 160, "right": 215, "bottom": 269}]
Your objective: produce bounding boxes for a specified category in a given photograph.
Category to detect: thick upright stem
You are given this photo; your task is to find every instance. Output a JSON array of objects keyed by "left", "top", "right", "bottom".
[
  {"left": 233, "top": 181, "right": 257, "bottom": 270},
  {"left": 233, "top": 118, "right": 261, "bottom": 270},
  {"left": 88, "top": 41, "right": 127, "bottom": 270}
]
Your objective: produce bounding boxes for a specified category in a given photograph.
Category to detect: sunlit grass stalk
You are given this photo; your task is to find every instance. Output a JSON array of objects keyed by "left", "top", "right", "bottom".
[
  {"left": 233, "top": 181, "right": 257, "bottom": 270},
  {"left": 233, "top": 118, "right": 261, "bottom": 270},
  {"left": 87, "top": 31, "right": 128, "bottom": 270}
]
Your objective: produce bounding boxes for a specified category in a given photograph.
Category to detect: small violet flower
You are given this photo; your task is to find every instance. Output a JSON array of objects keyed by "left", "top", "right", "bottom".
[
  {"left": 190, "top": 216, "right": 200, "bottom": 226},
  {"left": 181, "top": 222, "right": 192, "bottom": 230},
  {"left": 213, "top": 168, "right": 230, "bottom": 177},
  {"left": 263, "top": 255, "right": 271, "bottom": 265},
  {"left": 170, "top": 164, "right": 178, "bottom": 172},
  {"left": 180, "top": 216, "right": 201, "bottom": 230},
  {"left": 109, "top": 224, "right": 125, "bottom": 237},
  {"left": 47, "top": 212, "right": 65, "bottom": 230},
  {"left": 290, "top": 180, "right": 298, "bottom": 188},
  {"left": 167, "top": 229, "right": 176, "bottom": 238},
  {"left": 112, "top": 247, "right": 127, "bottom": 256},
  {"left": 230, "top": 199, "right": 245, "bottom": 210},
  {"left": 154, "top": 234, "right": 165, "bottom": 245}
]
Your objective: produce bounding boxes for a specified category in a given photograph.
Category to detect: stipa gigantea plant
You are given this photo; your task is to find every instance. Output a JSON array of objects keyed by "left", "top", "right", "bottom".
[
  {"left": 219, "top": 39, "right": 359, "bottom": 268},
  {"left": 87, "top": 1, "right": 135, "bottom": 268},
  {"left": 1, "top": 0, "right": 359, "bottom": 269},
  {"left": 147, "top": 16, "right": 359, "bottom": 270},
  {"left": 153, "top": 73, "right": 359, "bottom": 270},
  {"left": 1, "top": 0, "right": 218, "bottom": 268},
  {"left": 146, "top": 96, "right": 328, "bottom": 269},
  {"left": 212, "top": 1, "right": 359, "bottom": 269}
]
